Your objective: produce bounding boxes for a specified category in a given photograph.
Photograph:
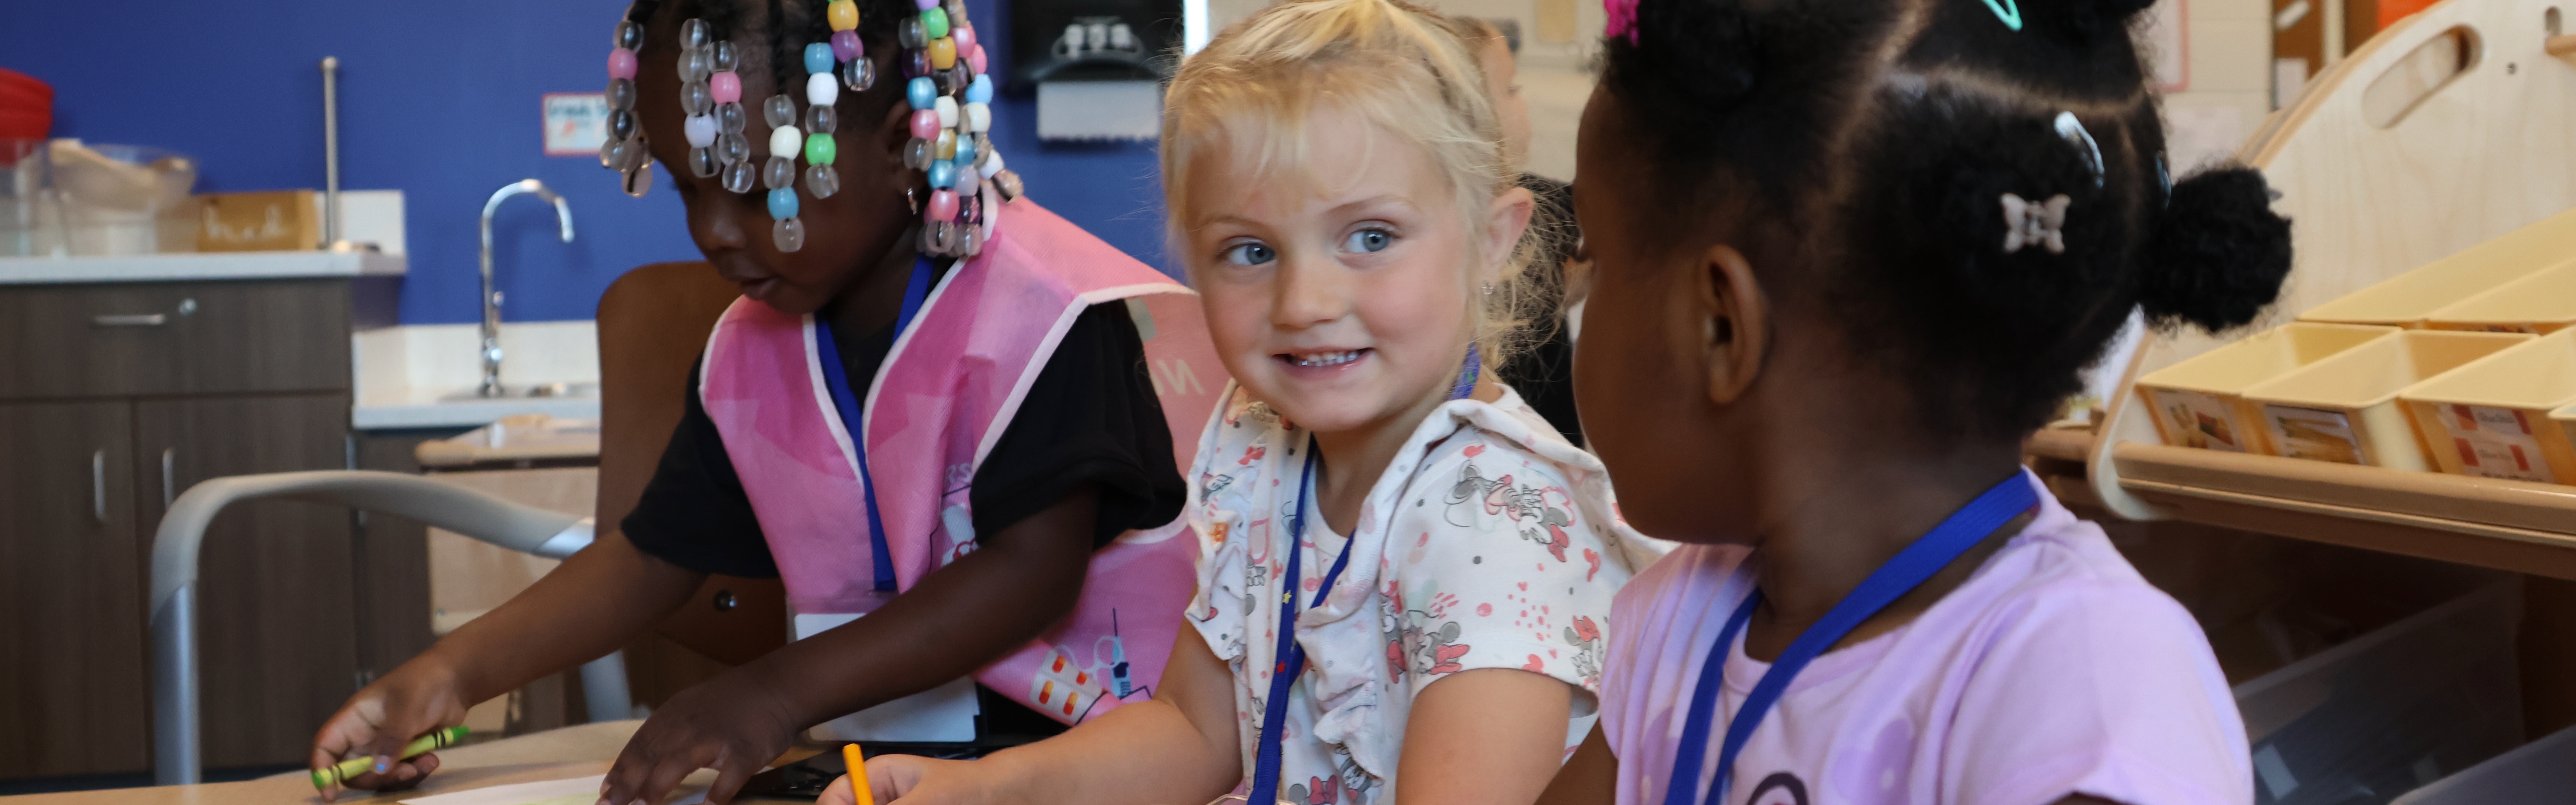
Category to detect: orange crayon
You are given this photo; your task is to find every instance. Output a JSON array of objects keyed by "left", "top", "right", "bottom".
[{"left": 844, "top": 742, "right": 876, "bottom": 805}]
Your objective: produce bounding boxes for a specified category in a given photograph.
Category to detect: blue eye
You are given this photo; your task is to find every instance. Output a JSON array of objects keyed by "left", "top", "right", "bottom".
[
  {"left": 1344, "top": 228, "right": 1392, "bottom": 253},
  {"left": 1221, "top": 242, "right": 1276, "bottom": 266}
]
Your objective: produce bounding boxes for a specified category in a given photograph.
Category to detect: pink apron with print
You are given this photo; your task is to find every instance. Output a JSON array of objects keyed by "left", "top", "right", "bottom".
[{"left": 699, "top": 199, "right": 1227, "bottom": 723}]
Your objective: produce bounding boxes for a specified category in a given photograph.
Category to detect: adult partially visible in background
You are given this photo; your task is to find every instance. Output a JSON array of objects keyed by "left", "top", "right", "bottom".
[{"left": 1457, "top": 17, "right": 1587, "bottom": 446}]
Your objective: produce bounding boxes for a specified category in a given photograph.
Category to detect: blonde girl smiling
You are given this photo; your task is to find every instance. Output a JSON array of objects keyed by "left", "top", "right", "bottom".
[{"left": 820, "top": 0, "right": 1661, "bottom": 802}]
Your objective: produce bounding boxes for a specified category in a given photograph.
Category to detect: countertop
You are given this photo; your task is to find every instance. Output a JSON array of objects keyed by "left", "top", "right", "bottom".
[
  {"left": 354, "top": 392, "right": 601, "bottom": 431},
  {"left": 416, "top": 415, "right": 602, "bottom": 467},
  {"left": 0, "top": 251, "right": 407, "bottom": 284}
]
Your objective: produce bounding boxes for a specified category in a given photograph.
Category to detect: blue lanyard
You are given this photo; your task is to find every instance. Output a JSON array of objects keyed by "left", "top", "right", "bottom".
[
  {"left": 1662, "top": 473, "right": 2037, "bottom": 805},
  {"left": 1247, "top": 347, "right": 1480, "bottom": 805},
  {"left": 813, "top": 255, "right": 938, "bottom": 592}
]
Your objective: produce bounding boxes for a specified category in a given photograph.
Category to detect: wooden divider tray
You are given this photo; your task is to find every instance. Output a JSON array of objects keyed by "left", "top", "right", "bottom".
[{"left": 2109, "top": 442, "right": 2576, "bottom": 580}]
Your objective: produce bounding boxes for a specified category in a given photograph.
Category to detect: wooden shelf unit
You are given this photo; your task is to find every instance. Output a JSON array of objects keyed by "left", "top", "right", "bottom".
[
  {"left": 2049, "top": 0, "right": 2576, "bottom": 578},
  {"left": 2039, "top": 436, "right": 2576, "bottom": 580},
  {"left": 2024, "top": 0, "right": 2576, "bottom": 742}
]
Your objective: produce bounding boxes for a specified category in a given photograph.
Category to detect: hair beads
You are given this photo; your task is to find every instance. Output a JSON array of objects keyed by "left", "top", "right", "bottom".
[
  {"left": 602, "top": 20, "right": 653, "bottom": 197},
  {"left": 677, "top": 19, "right": 722, "bottom": 180},
  {"left": 905, "top": 0, "right": 1018, "bottom": 256},
  {"left": 712, "top": 42, "right": 754, "bottom": 193},
  {"left": 763, "top": 89, "right": 806, "bottom": 251},
  {"left": 602, "top": 0, "right": 1019, "bottom": 255}
]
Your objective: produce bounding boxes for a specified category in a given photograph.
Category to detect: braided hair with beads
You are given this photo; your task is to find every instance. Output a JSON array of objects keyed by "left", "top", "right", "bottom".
[{"left": 602, "top": 0, "right": 1020, "bottom": 254}]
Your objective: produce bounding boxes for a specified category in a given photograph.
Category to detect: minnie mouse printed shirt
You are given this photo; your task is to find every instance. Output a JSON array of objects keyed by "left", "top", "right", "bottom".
[
  {"left": 1600, "top": 472, "right": 2253, "bottom": 805},
  {"left": 1186, "top": 382, "right": 1667, "bottom": 805}
]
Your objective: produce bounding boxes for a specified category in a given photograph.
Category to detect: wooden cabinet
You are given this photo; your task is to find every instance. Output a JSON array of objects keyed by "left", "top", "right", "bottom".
[
  {"left": 0, "top": 279, "right": 355, "bottom": 400},
  {"left": 0, "top": 278, "right": 383, "bottom": 780},
  {"left": 0, "top": 401, "right": 147, "bottom": 778}
]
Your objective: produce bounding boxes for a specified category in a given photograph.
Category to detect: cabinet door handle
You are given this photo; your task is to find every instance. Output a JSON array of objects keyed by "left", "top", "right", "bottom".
[
  {"left": 91, "top": 450, "right": 107, "bottom": 523},
  {"left": 161, "top": 448, "right": 176, "bottom": 509},
  {"left": 94, "top": 313, "right": 169, "bottom": 327}
]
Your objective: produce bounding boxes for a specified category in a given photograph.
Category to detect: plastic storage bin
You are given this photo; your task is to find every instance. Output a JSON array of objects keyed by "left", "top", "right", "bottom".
[
  {"left": 2301, "top": 207, "right": 2576, "bottom": 328},
  {"left": 48, "top": 140, "right": 195, "bottom": 256},
  {"left": 2423, "top": 258, "right": 2576, "bottom": 335},
  {"left": 0, "top": 137, "right": 57, "bottom": 256},
  {"left": 2234, "top": 577, "right": 2523, "bottom": 805},
  {"left": 2397, "top": 328, "right": 2576, "bottom": 484},
  {"left": 2136, "top": 323, "right": 2400, "bottom": 455},
  {"left": 2387, "top": 724, "right": 2576, "bottom": 805},
  {"left": 2239, "top": 331, "right": 2533, "bottom": 469}
]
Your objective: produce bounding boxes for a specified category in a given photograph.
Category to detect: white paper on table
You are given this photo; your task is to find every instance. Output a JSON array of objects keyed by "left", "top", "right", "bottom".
[
  {"left": 794, "top": 611, "right": 982, "bottom": 743},
  {"left": 398, "top": 774, "right": 706, "bottom": 805}
]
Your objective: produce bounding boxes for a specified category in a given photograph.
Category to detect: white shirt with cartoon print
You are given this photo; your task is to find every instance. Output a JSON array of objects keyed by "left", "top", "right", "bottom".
[{"left": 1187, "top": 381, "right": 1668, "bottom": 805}]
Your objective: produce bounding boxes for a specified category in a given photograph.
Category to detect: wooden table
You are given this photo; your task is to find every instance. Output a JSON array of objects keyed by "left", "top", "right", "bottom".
[{"left": 0, "top": 721, "right": 786, "bottom": 805}]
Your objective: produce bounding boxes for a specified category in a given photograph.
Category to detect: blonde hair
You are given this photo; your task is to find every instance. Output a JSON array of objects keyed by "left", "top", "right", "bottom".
[{"left": 1161, "top": 0, "right": 1555, "bottom": 367}]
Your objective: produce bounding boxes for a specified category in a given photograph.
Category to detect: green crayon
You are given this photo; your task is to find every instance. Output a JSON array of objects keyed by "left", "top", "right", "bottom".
[{"left": 311, "top": 726, "right": 469, "bottom": 789}]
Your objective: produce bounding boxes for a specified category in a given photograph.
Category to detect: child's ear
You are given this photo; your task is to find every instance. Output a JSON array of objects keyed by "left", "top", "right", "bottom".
[
  {"left": 1483, "top": 185, "right": 1537, "bottom": 280},
  {"left": 1694, "top": 244, "right": 1768, "bottom": 405}
]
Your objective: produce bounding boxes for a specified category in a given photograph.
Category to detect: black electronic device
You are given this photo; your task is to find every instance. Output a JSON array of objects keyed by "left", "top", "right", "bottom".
[{"left": 1008, "top": 0, "right": 1182, "bottom": 91}]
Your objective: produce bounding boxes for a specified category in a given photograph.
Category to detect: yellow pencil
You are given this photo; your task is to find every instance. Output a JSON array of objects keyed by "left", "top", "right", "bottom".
[{"left": 844, "top": 742, "right": 876, "bottom": 805}]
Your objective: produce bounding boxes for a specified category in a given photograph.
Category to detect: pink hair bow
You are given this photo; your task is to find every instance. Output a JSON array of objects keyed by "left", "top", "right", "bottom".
[{"left": 1605, "top": 0, "right": 1640, "bottom": 44}]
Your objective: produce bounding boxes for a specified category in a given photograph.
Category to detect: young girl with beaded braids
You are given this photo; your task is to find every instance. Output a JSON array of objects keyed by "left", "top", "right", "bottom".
[
  {"left": 308, "top": 1, "right": 1231, "bottom": 804},
  {"left": 1534, "top": 0, "right": 2297, "bottom": 802},
  {"left": 814, "top": 0, "right": 1663, "bottom": 803}
]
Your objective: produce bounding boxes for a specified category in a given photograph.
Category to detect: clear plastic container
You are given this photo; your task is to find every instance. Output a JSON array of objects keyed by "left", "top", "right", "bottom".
[
  {"left": 2388, "top": 724, "right": 2576, "bottom": 804},
  {"left": 2301, "top": 207, "right": 2576, "bottom": 328},
  {"left": 2238, "top": 331, "right": 2533, "bottom": 470},
  {"left": 2396, "top": 328, "right": 2576, "bottom": 484},
  {"left": 48, "top": 139, "right": 196, "bottom": 255},
  {"left": 2135, "top": 322, "right": 2401, "bottom": 455},
  {"left": 2423, "top": 258, "right": 2576, "bottom": 335},
  {"left": 2234, "top": 577, "right": 2523, "bottom": 805},
  {"left": 0, "top": 137, "right": 58, "bottom": 256}
]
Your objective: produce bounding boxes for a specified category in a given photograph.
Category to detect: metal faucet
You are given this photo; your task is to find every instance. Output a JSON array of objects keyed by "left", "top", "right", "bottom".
[{"left": 478, "top": 180, "right": 575, "bottom": 398}]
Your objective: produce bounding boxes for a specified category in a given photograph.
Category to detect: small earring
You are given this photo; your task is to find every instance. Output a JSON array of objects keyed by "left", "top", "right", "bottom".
[
  {"left": 1481, "top": 282, "right": 1495, "bottom": 296},
  {"left": 906, "top": 187, "right": 920, "bottom": 215}
]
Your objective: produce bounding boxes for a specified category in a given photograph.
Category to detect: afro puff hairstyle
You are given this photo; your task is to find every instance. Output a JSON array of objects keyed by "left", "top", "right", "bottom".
[{"left": 1600, "top": 0, "right": 2294, "bottom": 442}]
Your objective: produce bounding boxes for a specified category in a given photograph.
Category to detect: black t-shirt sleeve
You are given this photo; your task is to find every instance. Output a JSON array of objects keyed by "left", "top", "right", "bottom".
[
  {"left": 969, "top": 302, "right": 1185, "bottom": 547},
  {"left": 619, "top": 362, "right": 784, "bottom": 578}
]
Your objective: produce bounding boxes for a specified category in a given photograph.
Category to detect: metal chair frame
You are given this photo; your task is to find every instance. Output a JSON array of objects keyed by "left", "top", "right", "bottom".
[{"left": 148, "top": 469, "right": 620, "bottom": 785}]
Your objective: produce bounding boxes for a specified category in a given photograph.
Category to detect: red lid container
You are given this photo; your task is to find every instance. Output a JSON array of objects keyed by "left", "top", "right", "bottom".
[{"left": 0, "top": 68, "right": 54, "bottom": 141}]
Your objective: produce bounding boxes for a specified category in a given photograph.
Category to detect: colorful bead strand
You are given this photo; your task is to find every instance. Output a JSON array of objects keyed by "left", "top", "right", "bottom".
[
  {"left": 603, "top": 0, "right": 1019, "bottom": 254},
  {"left": 677, "top": 19, "right": 721, "bottom": 180},
  {"left": 601, "top": 19, "right": 652, "bottom": 196},
  {"left": 897, "top": 0, "right": 1016, "bottom": 256}
]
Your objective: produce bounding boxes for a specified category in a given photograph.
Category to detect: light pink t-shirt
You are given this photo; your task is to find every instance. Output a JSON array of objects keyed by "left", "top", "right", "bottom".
[{"left": 1600, "top": 474, "right": 2252, "bottom": 805}]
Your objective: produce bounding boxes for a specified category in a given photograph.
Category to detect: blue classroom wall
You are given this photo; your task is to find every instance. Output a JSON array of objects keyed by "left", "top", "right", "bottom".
[{"left": 0, "top": 0, "right": 1170, "bottom": 325}]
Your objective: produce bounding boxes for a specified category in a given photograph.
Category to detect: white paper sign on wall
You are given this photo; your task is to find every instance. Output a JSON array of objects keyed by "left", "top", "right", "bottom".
[{"left": 543, "top": 93, "right": 611, "bottom": 157}]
